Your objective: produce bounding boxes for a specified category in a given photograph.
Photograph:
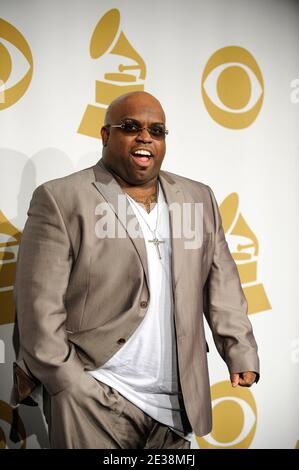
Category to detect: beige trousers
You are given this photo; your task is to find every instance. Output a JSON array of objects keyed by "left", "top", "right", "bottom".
[{"left": 43, "top": 372, "right": 191, "bottom": 449}]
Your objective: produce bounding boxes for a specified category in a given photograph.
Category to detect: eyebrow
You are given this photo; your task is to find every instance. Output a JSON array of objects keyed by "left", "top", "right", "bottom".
[{"left": 120, "top": 117, "right": 166, "bottom": 126}]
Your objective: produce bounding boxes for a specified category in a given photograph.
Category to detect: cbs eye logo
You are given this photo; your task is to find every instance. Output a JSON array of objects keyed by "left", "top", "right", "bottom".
[
  {"left": 196, "top": 380, "right": 257, "bottom": 449},
  {"left": 0, "top": 18, "right": 33, "bottom": 110},
  {"left": 201, "top": 46, "right": 264, "bottom": 129}
]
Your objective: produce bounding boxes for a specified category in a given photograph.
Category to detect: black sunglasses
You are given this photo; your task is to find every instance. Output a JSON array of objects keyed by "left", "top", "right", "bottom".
[{"left": 106, "top": 120, "right": 169, "bottom": 139}]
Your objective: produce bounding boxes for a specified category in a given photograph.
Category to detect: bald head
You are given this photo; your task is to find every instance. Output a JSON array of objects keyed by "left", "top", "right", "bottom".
[{"left": 104, "top": 91, "right": 166, "bottom": 126}]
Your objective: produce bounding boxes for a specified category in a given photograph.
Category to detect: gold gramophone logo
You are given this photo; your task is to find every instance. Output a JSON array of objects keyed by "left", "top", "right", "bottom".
[
  {"left": 219, "top": 193, "right": 271, "bottom": 315},
  {"left": 0, "top": 400, "right": 26, "bottom": 448},
  {"left": 196, "top": 380, "right": 257, "bottom": 449},
  {"left": 0, "top": 18, "right": 33, "bottom": 110},
  {"left": 78, "top": 8, "right": 147, "bottom": 139},
  {"left": 0, "top": 211, "right": 21, "bottom": 324},
  {"left": 201, "top": 46, "right": 263, "bottom": 129}
]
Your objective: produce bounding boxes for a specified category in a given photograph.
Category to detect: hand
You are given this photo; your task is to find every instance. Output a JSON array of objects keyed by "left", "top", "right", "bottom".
[{"left": 230, "top": 371, "right": 257, "bottom": 388}]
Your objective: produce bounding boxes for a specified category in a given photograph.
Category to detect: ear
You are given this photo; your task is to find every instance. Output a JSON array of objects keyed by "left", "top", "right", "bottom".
[{"left": 101, "top": 126, "right": 110, "bottom": 146}]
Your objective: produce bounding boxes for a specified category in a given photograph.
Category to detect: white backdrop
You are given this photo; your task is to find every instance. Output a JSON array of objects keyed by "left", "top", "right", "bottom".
[{"left": 0, "top": 0, "right": 298, "bottom": 449}]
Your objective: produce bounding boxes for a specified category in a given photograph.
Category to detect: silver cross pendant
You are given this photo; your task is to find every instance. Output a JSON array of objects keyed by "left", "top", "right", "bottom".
[{"left": 149, "top": 237, "right": 165, "bottom": 259}]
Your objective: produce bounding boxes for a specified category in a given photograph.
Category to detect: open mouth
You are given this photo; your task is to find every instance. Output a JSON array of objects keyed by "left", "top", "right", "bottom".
[{"left": 130, "top": 149, "right": 153, "bottom": 167}]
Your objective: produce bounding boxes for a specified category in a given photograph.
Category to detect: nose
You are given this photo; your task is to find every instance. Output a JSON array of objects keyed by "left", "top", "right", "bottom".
[{"left": 136, "top": 127, "right": 152, "bottom": 143}]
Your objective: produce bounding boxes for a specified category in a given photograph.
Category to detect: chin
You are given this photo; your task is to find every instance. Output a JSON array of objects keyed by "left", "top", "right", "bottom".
[{"left": 133, "top": 171, "right": 157, "bottom": 183}]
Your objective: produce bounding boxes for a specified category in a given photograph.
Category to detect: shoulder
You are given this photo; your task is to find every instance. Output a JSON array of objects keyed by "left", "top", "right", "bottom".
[
  {"left": 32, "top": 165, "right": 95, "bottom": 201},
  {"left": 41, "top": 166, "right": 95, "bottom": 193},
  {"left": 160, "top": 169, "right": 214, "bottom": 199},
  {"left": 28, "top": 165, "right": 97, "bottom": 220}
]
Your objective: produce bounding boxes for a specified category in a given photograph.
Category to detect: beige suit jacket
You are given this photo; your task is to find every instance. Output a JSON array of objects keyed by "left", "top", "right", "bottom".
[{"left": 13, "top": 159, "right": 259, "bottom": 437}]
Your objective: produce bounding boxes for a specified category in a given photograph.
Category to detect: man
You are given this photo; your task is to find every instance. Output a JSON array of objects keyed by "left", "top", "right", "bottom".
[{"left": 13, "top": 91, "right": 259, "bottom": 449}]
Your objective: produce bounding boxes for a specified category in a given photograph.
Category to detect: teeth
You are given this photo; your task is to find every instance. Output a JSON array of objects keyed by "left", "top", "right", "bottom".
[{"left": 133, "top": 150, "right": 151, "bottom": 156}]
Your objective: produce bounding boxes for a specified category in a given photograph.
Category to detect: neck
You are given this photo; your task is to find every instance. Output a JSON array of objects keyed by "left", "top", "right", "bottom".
[{"left": 109, "top": 170, "right": 158, "bottom": 213}]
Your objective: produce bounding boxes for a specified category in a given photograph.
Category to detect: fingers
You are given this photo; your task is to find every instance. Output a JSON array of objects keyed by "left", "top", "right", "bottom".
[
  {"left": 239, "top": 371, "right": 256, "bottom": 387},
  {"left": 230, "top": 371, "right": 257, "bottom": 388},
  {"left": 230, "top": 373, "right": 240, "bottom": 388}
]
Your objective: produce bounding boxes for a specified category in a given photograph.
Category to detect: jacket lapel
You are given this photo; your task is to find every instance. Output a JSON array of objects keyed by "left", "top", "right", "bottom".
[
  {"left": 92, "top": 159, "right": 150, "bottom": 286},
  {"left": 159, "top": 171, "right": 185, "bottom": 288}
]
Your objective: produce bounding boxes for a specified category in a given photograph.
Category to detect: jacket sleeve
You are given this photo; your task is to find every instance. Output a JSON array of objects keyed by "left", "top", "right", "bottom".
[
  {"left": 203, "top": 186, "right": 260, "bottom": 380},
  {"left": 14, "top": 184, "right": 85, "bottom": 397}
]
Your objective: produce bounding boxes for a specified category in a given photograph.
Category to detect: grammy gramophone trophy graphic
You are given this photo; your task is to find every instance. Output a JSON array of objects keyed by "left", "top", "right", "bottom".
[
  {"left": 78, "top": 8, "right": 147, "bottom": 139},
  {"left": 0, "top": 211, "right": 21, "bottom": 325},
  {"left": 219, "top": 193, "right": 271, "bottom": 315}
]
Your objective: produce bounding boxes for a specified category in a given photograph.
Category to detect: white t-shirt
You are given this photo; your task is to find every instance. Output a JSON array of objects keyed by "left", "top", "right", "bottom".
[{"left": 89, "top": 183, "right": 192, "bottom": 442}]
